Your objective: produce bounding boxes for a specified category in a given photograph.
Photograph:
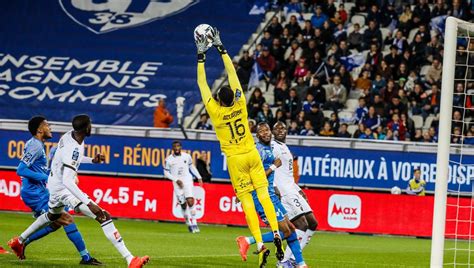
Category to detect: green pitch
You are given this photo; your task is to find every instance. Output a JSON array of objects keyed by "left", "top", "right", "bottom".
[{"left": 0, "top": 211, "right": 466, "bottom": 267}]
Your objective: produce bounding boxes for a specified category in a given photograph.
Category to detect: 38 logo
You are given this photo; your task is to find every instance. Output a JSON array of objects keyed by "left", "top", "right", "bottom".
[{"left": 59, "top": 0, "right": 199, "bottom": 34}]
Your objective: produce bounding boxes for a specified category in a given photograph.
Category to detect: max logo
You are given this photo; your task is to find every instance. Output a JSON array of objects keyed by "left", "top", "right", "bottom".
[
  {"left": 330, "top": 203, "right": 358, "bottom": 216},
  {"left": 60, "top": 0, "right": 199, "bottom": 34}
]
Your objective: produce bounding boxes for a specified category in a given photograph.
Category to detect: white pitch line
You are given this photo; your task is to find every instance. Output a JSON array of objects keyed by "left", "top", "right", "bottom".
[{"left": 3, "top": 254, "right": 241, "bottom": 262}]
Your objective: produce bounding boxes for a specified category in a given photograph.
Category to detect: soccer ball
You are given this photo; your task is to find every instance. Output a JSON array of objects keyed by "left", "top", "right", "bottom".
[
  {"left": 391, "top": 186, "right": 402, "bottom": 195},
  {"left": 194, "top": 24, "right": 213, "bottom": 48}
]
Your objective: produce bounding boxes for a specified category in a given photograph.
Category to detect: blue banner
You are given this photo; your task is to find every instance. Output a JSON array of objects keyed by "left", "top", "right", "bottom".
[
  {"left": 1, "top": 129, "right": 473, "bottom": 192},
  {"left": 0, "top": 0, "right": 261, "bottom": 126}
]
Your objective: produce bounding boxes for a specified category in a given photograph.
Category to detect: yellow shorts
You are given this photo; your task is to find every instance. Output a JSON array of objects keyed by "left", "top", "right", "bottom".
[{"left": 227, "top": 148, "right": 268, "bottom": 196}]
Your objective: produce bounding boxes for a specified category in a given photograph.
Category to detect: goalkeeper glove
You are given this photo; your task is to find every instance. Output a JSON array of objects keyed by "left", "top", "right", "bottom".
[
  {"left": 195, "top": 34, "right": 209, "bottom": 62},
  {"left": 210, "top": 27, "right": 227, "bottom": 54}
]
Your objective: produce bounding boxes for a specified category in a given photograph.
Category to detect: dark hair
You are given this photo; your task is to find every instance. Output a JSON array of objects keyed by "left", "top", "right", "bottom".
[
  {"left": 28, "top": 116, "right": 46, "bottom": 136},
  {"left": 172, "top": 140, "right": 181, "bottom": 146},
  {"left": 256, "top": 122, "right": 270, "bottom": 131},
  {"left": 218, "top": 86, "right": 234, "bottom": 106},
  {"left": 72, "top": 114, "right": 91, "bottom": 132}
]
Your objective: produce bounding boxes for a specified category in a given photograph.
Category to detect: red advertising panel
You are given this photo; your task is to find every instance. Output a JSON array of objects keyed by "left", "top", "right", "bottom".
[{"left": 0, "top": 170, "right": 470, "bottom": 238}]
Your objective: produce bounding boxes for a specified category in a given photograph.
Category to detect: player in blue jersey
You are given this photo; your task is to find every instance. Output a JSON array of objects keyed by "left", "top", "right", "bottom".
[
  {"left": 8, "top": 116, "right": 101, "bottom": 265},
  {"left": 236, "top": 122, "right": 307, "bottom": 268}
]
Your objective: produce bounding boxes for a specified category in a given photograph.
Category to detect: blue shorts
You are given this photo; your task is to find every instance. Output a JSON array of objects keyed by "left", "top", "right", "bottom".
[
  {"left": 21, "top": 190, "right": 50, "bottom": 218},
  {"left": 254, "top": 193, "right": 287, "bottom": 225}
]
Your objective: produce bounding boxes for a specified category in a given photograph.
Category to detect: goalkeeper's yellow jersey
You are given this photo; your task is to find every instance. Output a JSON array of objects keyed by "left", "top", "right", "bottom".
[{"left": 197, "top": 53, "right": 255, "bottom": 157}]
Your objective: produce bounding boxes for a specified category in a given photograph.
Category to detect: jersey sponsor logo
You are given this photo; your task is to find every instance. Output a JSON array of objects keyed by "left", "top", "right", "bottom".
[
  {"left": 22, "top": 152, "right": 33, "bottom": 163},
  {"left": 72, "top": 148, "right": 79, "bottom": 161},
  {"left": 222, "top": 109, "right": 242, "bottom": 121},
  {"left": 234, "top": 89, "right": 242, "bottom": 101},
  {"left": 59, "top": 0, "right": 199, "bottom": 34},
  {"left": 172, "top": 186, "right": 205, "bottom": 219},
  {"left": 327, "top": 194, "right": 361, "bottom": 229}
]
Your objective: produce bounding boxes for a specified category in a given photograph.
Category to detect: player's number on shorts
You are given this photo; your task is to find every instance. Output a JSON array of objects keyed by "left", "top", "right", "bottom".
[{"left": 225, "top": 119, "right": 246, "bottom": 142}]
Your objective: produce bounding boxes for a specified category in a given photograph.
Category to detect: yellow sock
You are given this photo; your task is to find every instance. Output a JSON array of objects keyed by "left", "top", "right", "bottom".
[
  {"left": 255, "top": 187, "right": 279, "bottom": 233},
  {"left": 238, "top": 191, "right": 263, "bottom": 243}
]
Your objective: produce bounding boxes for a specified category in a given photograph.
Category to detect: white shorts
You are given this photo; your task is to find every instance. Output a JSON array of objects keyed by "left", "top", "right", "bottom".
[
  {"left": 281, "top": 192, "right": 312, "bottom": 221},
  {"left": 48, "top": 189, "right": 84, "bottom": 214},
  {"left": 173, "top": 180, "right": 194, "bottom": 205}
]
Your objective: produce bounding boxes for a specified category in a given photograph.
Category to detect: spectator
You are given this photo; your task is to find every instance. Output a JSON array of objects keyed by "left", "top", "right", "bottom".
[
  {"left": 257, "top": 103, "right": 274, "bottom": 125},
  {"left": 294, "top": 58, "right": 309, "bottom": 79},
  {"left": 348, "top": 23, "right": 364, "bottom": 51},
  {"left": 452, "top": 110, "right": 464, "bottom": 130},
  {"left": 307, "top": 77, "right": 326, "bottom": 106},
  {"left": 387, "top": 113, "right": 407, "bottom": 140},
  {"left": 284, "top": 0, "right": 303, "bottom": 15},
  {"left": 404, "top": 71, "right": 419, "bottom": 92},
  {"left": 376, "top": 60, "right": 392, "bottom": 81},
  {"left": 381, "top": 3, "right": 398, "bottom": 28},
  {"left": 406, "top": 169, "right": 426, "bottom": 196},
  {"left": 257, "top": 47, "right": 277, "bottom": 89},
  {"left": 260, "top": 30, "right": 273, "bottom": 48},
  {"left": 384, "top": 45, "right": 402, "bottom": 70},
  {"left": 301, "top": 20, "right": 315, "bottom": 40},
  {"left": 302, "top": 93, "right": 317, "bottom": 113},
  {"left": 304, "top": 103, "right": 324, "bottom": 132},
  {"left": 353, "top": 123, "right": 366, "bottom": 138},
  {"left": 337, "top": 123, "right": 352, "bottom": 138},
  {"left": 432, "top": 0, "right": 448, "bottom": 17},
  {"left": 354, "top": 97, "right": 368, "bottom": 123},
  {"left": 196, "top": 153, "right": 212, "bottom": 182},
  {"left": 371, "top": 94, "right": 386, "bottom": 117},
  {"left": 359, "top": 127, "right": 376, "bottom": 139},
  {"left": 413, "top": 0, "right": 431, "bottom": 26},
  {"left": 367, "top": 5, "right": 383, "bottom": 25},
  {"left": 300, "top": 120, "right": 316, "bottom": 136},
  {"left": 425, "top": 58, "right": 442, "bottom": 87},
  {"left": 394, "top": 63, "right": 409, "bottom": 81},
  {"left": 412, "top": 128, "right": 424, "bottom": 142},
  {"left": 284, "top": 40, "right": 303, "bottom": 62},
  {"left": 429, "top": 127, "right": 439, "bottom": 143},
  {"left": 274, "top": 81, "right": 290, "bottom": 108},
  {"left": 464, "top": 131, "right": 474, "bottom": 145},
  {"left": 409, "top": 83, "right": 425, "bottom": 116},
  {"left": 324, "top": 75, "right": 347, "bottom": 111},
  {"left": 452, "top": 126, "right": 463, "bottom": 144},
  {"left": 331, "top": 12, "right": 344, "bottom": 26},
  {"left": 195, "top": 113, "right": 212, "bottom": 130},
  {"left": 311, "top": 6, "right": 328, "bottom": 29},
  {"left": 401, "top": 113, "right": 415, "bottom": 139},
  {"left": 416, "top": 24, "right": 431, "bottom": 44},
  {"left": 323, "top": 0, "right": 337, "bottom": 18},
  {"left": 362, "top": 106, "right": 381, "bottom": 131},
  {"left": 302, "top": 39, "right": 318, "bottom": 60},
  {"left": 266, "top": 16, "right": 283, "bottom": 38},
  {"left": 285, "top": 15, "right": 302, "bottom": 38},
  {"left": 421, "top": 84, "right": 441, "bottom": 119},
  {"left": 154, "top": 98, "right": 174, "bottom": 128},
  {"left": 363, "top": 20, "right": 383, "bottom": 50},
  {"left": 294, "top": 77, "right": 309, "bottom": 100},
  {"left": 453, "top": 82, "right": 465, "bottom": 114},
  {"left": 334, "top": 40, "right": 350, "bottom": 61},
  {"left": 372, "top": 74, "right": 387, "bottom": 95},
  {"left": 320, "top": 122, "right": 335, "bottom": 137},
  {"left": 337, "top": 4, "right": 348, "bottom": 24},
  {"left": 238, "top": 50, "right": 254, "bottom": 83},
  {"left": 329, "top": 112, "right": 340, "bottom": 132},
  {"left": 275, "top": 109, "right": 287, "bottom": 124},
  {"left": 410, "top": 34, "right": 427, "bottom": 66},
  {"left": 385, "top": 96, "right": 407, "bottom": 119},
  {"left": 285, "top": 88, "right": 301, "bottom": 120},
  {"left": 274, "top": 70, "right": 290, "bottom": 92},
  {"left": 385, "top": 128, "right": 396, "bottom": 140},
  {"left": 426, "top": 35, "right": 442, "bottom": 63},
  {"left": 270, "top": 38, "right": 286, "bottom": 65},
  {"left": 354, "top": 70, "right": 372, "bottom": 96},
  {"left": 248, "top": 119, "right": 257, "bottom": 133},
  {"left": 398, "top": 5, "right": 413, "bottom": 36},
  {"left": 280, "top": 27, "right": 292, "bottom": 49},
  {"left": 288, "top": 121, "right": 300, "bottom": 135},
  {"left": 376, "top": 126, "right": 386, "bottom": 140},
  {"left": 392, "top": 31, "right": 409, "bottom": 54},
  {"left": 247, "top": 87, "right": 266, "bottom": 119}
]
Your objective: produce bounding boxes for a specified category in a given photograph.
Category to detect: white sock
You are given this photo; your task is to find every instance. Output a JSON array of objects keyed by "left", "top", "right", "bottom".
[
  {"left": 189, "top": 205, "right": 197, "bottom": 226},
  {"left": 20, "top": 213, "right": 52, "bottom": 243},
  {"left": 181, "top": 206, "right": 191, "bottom": 226},
  {"left": 101, "top": 220, "right": 133, "bottom": 264},
  {"left": 304, "top": 229, "right": 315, "bottom": 249},
  {"left": 257, "top": 242, "right": 265, "bottom": 251},
  {"left": 283, "top": 229, "right": 305, "bottom": 261}
]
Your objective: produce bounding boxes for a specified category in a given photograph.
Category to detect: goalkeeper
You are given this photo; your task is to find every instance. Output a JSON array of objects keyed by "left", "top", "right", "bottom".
[{"left": 195, "top": 28, "right": 283, "bottom": 264}]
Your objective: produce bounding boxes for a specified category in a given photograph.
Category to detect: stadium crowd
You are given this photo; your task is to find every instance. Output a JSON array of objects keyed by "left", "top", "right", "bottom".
[{"left": 196, "top": 0, "right": 473, "bottom": 144}]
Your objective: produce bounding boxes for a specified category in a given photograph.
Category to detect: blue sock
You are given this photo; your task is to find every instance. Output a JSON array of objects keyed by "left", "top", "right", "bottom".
[
  {"left": 287, "top": 231, "right": 305, "bottom": 265},
  {"left": 24, "top": 225, "right": 56, "bottom": 246},
  {"left": 262, "top": 231, "right": 285, "bottom": 243},
  {"left": 63, "top": 223, "right": 91, "bottom": 261}
]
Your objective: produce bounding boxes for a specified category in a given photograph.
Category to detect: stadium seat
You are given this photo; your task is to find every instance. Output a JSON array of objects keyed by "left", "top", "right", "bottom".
[
  {"left": 424, "top": 115, "right": 436, "bottom": 129},
  {"left": 420, "top": 65, "right": 431, "bottom": 77},
  {"left": 323, "top": 110, "right": 333, "bottom": 118},
  {"left": 347, "top": 124, "right": 358, "bottom": 135},
  {"left": 380, "top": 28, "right": 390, "bottom": 43},
  {"left": 339, "top": 111, "right": 354, "bottom": 120},
  {"left": 344, "top": 2, "right": 356, "bottom": 12},
  {"left": 348, "top": 89, "right": 362, "bottom": 99},
  {"left": 271, "top": 107, "right": 279, "bottom": 116},
  {"left": 412, "top": 115, "right": 424, "bottom": 129},
  {"left": 408, "top": 28, "right": 419, "bottom": 43},
  {"left": 265, "top": 11, "right": 276, "bottom": 21},
  {"left": 351, "top": 14, "right": 365, "bottom": 26},
  {"left": 302, "top": 13, "right": 313, "bottom": 21},
  {"left": 345, "top": 99, "right": 359, "bottom": 111},
  {"left": 286, "top": 12, "right": 302, "bottom": 22}
]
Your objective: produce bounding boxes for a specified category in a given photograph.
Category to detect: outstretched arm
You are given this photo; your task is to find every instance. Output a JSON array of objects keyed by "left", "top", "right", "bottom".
[
  {"left": 212, "top": 28, "right": 242, "bottom": 92},
  {"left": 196, "top": 33, "right": 213, "bottom": 105}
]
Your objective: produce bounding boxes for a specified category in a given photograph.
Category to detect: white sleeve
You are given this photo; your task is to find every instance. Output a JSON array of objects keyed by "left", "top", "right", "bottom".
[
  {"left": 81, "top": 157, "right": 93, "bottom": 164},
  {"left": 272, "top": 143, "right": 282, "bottom": 159},
  {"left": 188, "top": 155, "right": 202, "bottom": 179},
  {"left": 164, "top": 158, "right": 178, "bottom": 182},
  {"left": 63, "top": 166, "right": 90, "bottom": 204}
]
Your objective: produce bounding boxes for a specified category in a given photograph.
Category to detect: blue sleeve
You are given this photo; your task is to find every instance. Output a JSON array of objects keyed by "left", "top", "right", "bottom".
[
  {"left": 21, "top": 141, "right": 42, "bottom": 167},
  {"left": 17, "top": 162, "right": 48, "bottom": 182},
  {"left": 256, "top": 145, "right": 266, "bottom": 163}
]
